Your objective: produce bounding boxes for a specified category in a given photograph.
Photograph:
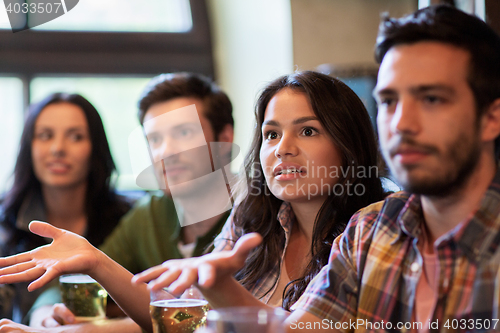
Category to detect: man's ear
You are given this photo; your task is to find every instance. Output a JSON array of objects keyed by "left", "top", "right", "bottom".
[
  {"left": 481, "top": 98, "right": 500, "bottom": 143},
  {"left": 217, "top": 124, "right": 234, "bottom": 143}
]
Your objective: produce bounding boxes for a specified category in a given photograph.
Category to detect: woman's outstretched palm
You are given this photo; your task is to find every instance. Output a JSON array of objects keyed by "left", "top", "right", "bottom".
[
  {"left": 0, "top": 221, "right": 100, "bottom": 291},
  {"left": 133, "top": 233, "right": 263, "bottom": 296}
]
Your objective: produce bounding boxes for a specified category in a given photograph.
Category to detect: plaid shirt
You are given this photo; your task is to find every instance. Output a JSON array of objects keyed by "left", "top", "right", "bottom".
[
  {"left": 294, "top": 170, "right": 500, "bottom": 333},
  {"left": 213, "top": 202, "right": 294, "bottom": 304}
]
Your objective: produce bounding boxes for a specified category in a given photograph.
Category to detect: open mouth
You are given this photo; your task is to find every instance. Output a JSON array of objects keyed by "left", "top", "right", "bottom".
[{"left": 277, "top": 169, "right": 304, "bottom": 175}]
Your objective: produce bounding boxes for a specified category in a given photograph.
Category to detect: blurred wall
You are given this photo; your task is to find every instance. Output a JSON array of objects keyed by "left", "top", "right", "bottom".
[
  {"left": 206, "top": 0, "right": 418, "bottom": 165},
  {"left": 291, "top": 0, "right": 417, "bottom": 70},
  {"left": 206, "top": 0, "right": 294, "bottom": 168}
]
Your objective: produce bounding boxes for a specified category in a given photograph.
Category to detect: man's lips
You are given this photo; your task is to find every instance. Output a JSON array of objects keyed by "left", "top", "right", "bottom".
[
  {"left": 390, "top": 145, "right": 435, "bottom": 165},
  {"left": 163, "top": 165, "right": 189, "bottom": 178},
  {"left": 394, "top": 151, "right": 428, "bottom": 164}
]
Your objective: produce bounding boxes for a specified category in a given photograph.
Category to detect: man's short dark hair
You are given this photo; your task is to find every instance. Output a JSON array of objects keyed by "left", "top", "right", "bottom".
[
  {"left": 375, "top": 4, "right": 500, "bottom": 155},
  {"left": 138, "top": 72, "right": 234, "bottom": 140}
]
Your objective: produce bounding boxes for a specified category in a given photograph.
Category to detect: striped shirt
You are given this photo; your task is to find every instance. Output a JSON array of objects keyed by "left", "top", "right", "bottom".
[
  {"left": 294, "top": 171, "right": 500, "bottom": 333},
  {"left": 213, "top": 202, "right": 294, "bottom": 304}
]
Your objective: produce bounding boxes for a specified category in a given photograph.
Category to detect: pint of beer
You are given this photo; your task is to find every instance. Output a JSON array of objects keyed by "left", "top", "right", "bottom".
[
  {"left": 150, "top": 298, "right": 209, "bottom": 333},
  {"left": 59, "top": 274, "right": 107, "bottom": 322}
]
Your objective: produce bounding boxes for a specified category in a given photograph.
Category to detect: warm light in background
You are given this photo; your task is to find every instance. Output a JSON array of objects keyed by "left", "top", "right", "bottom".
[{"left": 0, "top": 0, "right": 192, "bottom": 32}]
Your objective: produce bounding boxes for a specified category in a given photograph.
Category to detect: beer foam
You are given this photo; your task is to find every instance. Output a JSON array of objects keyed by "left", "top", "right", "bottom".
[
  {"left": 151, "top": 299, "right": 208, "bottom": 308},
  {"left": 59, "top": 274, "right": 98, "bottom": 284}
]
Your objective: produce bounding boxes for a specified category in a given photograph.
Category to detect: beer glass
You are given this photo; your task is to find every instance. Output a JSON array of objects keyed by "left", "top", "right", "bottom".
[
  {"left": 59, "top": 274, "right": 107, "bottom": 322},
  {"left": 150, "top": 288, "right": 209, "bottom": 333},
  {"left": 206, "top": 307, "right": 288, "bottom": 333}
]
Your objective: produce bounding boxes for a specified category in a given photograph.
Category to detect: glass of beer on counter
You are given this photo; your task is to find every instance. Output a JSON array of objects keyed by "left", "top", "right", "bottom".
[
  {"left": 150, "top": 288, "right": 209, "bottom": 333},
  {"left": 59, "top": 274, "right": 107, "bottom": 322}
]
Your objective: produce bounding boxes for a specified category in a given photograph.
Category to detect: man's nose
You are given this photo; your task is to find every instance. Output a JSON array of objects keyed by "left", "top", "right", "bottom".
[
  {"left": 390, "top": 98, "right": 421, "bottom": 136},
  {"left": 154, "top": 138, "right": 177, "bottom": 161}
]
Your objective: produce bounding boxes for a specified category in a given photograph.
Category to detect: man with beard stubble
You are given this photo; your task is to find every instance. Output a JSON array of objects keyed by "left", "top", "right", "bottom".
[
  {"left": 283, "top": 5, "right": 500, "bottom": 332},
  {"left": 123, "top": 6, "right": 500, "bottom": 332},
  {"left": 3, "top": 4, "right": 500, "bottom": 333}
]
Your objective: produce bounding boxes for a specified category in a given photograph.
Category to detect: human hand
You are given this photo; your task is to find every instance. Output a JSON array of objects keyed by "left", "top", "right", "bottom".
[
  {"left": 1, "top": 318, "right": 143, "bottom": 333},
  {"left": 132, "top": 233, "right": 262, "bottom": 296},
  {"left": 0, "top": 319, "right": 48, "bottom": 333},
  {"left": 31, "top": 303, "right": 78, "bottom": 328},
  {"left": 0, "top": 221, "right": 101, "bottom": 291}
]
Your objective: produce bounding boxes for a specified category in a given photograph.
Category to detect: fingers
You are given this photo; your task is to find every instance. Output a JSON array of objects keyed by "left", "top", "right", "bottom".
[
  {"left": 132, "top": 233, "right": 263, "bottom": 298},
  {"left": 0, "top": 266, "right": 52, "bottom": 292},
  {"left": 41, "top": 317, "right": 61, "bottom": 328},
  {"left": 164, "top": 267, "right": 199, "bottom": 296},
  {"left": 148, "top": 268, "right": 184, "bottom": 294},
  {"left": 0, "top": 319, "right": 42, "bottom": 332},
  {"left": 28, "top": 268, "right": 61, "bottom": 291},
  {"left": 0, "top": 260, "right": 36, "bottom": 276},
  {"left": 51, "top": 303, "right": 75, "bottom": 325},
  {"left": 134, "top": 260, "right": 200, "bottom": 296},
  {"left": 230, "top": 233, "right": 263, "bottom": 264},
  {"left": 132, "top": 263, "right": 172, "bottom": 285},
  {"left": 0, "top": 266, "right": 44, "bottom": 286},
  {"left": 0, "top": 319, "right": 18, "bottom": 333},
  {"left": 197, "top": 263, "right": 216, "bottom": 288},
  {"left": 0, "top": 252, "right": 34, "bottom": 269},
  {"left": 29, "top": 221, "right": 63, "bottom": 240},
  {"left": 0, "top": 319, "right": 14, "bottom": 327}
]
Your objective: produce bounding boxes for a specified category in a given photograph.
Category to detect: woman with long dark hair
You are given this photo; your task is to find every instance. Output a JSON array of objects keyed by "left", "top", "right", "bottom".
[
  {"left": 233, "top": 70, "right": 385, "bottom": 309},
  {"left": 135, "top": 70, "right": 387, "bottom": 309},
  {"left": 0, "top": 72, "right": 386, "bottom": 332},
  {"left": 0, "top": 93, "right": 131, "bottom": 322}
]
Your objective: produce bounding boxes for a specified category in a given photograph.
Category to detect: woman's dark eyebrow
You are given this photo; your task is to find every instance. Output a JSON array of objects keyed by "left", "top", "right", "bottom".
[
  {"left": 263, "top": 116, "right": 318, "bottom": 127},
  {"left": 262, "top": 120, "right": 279, "bottom": 127},
  {"left": 293, "top": 116, "right": 318, "bottom": 125},
  {"left": 66, "top": 126, "right": 87, "bottom": 132}
]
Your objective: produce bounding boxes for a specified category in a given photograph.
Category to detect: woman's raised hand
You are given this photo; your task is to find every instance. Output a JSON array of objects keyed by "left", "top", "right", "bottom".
[
  {"left": 132, "top": 233, "right": 263, "bottom": 296},
  {"left": 0, "top": 221, "right": 100, "bottom": 291}
]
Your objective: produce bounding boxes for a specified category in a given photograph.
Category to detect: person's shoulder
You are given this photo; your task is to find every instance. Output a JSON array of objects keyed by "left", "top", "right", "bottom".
[
  {"left": 339, "top": 191, "right": 411, "bottom": 258},
  {"left": 356, "top": 191, "right": 410, "bottom": 215},
  {"left": 129, "top": 191, "right": 170, "bottom": 208},
  {"left": 122, "top": 191, "right": 176, "bottom": 222},
  {"left": 349, "top": 191, "right": 411, "bottom": 230}
]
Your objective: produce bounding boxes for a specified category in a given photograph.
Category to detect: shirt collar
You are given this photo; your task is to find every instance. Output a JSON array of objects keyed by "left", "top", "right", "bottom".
[
  {"left": 456, "top": 168, "right": 500, "bottom": 262},
  {"left": 396, "top": 168, "right": 500, "bottom": 262},
  {"left": 397, "top": 194, "right": 424, "bottom": 239}
]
